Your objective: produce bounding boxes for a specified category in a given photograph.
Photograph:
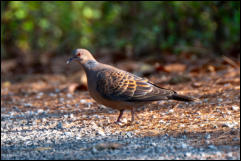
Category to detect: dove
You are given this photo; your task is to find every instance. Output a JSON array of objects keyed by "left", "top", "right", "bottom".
[{"left": 67, "top": 49, "right": 196, "bottom": 123}]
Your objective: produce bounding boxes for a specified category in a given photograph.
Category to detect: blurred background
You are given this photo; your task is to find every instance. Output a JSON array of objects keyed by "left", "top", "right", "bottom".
[{"left": 1, "top": 1, "right": 240, "bottom": 79}]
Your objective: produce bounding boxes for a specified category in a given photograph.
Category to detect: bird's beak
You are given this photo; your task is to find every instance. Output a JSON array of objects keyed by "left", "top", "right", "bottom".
[{"left": 66, "top": 55, "right": 79, "bottom": 64}]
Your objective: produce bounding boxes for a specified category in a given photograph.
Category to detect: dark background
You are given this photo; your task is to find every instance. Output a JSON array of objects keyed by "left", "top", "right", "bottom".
[{"left": 2, "top": 2, "right": 240, "bottom": 63}]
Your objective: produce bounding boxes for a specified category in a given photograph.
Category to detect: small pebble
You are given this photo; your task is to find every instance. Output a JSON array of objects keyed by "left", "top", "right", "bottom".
[
  {"left": 218, "top": 98, "right": 223, "bottom": 102},
  {"left": 205, "top": 134, "right": 211, "bottom": 139},
  {"left": 181, "top": 143, "right": 187, "bottom": 149},
  {"left": 67, "top": 93, "right": 73, "bottom": 98},
  {"left": 97, "top": 129, "right": 106, "bottom": 136},
  {"left": 56, "top": 122, "right": 63, "bottom": 129},
  {"left": 37, "top": 109, "right": 44, "bottom": 114},
  {"left": 231, "top": 105, "right": 239, "bottom": 111},
  {"left": 159, "top": 120, "right": 166, "bottom": 124},
  {"left": 80, "top": 99, "right": 87, "bottom": 104},
  {"left": 49, "top": 93, "right": 56, "bottom": 97},
  {"left": 55, "top": 88, "right": 60, "bottom": 93},
  {"left": 12, "top": 106, "right": 20, "bottom": 112},
  {"left": 24, "top": 103, "right": 32, "bottom": 107},
  {"left": 59, "top": 98, "right": 65, "bottom": 102},
  {"left": 36, "top": 92, "right": 44, "bottom": 98}
]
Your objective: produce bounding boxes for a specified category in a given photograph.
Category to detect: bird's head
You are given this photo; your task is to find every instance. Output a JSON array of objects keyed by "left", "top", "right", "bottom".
[{"left": 66, "top": 49, "right": 96, "bottom": 65}]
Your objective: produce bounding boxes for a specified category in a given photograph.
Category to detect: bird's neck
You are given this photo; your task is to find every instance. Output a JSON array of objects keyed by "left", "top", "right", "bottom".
[
  {"left": 82, "top": 60, "right": 98, "bottom": 73},
  {"left": 82, "top": 60, "right": 100, "bottom": 91}
]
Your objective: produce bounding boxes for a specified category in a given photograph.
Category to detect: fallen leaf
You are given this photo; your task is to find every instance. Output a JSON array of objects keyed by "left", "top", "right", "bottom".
[
  {"left": 95, "top": 142, "right": 124, "bottom": 151},
  {"left": 34, "top": 147, "right": 52, "bottom": 151},
  {"left": 164, "top": 63, "right": 187, "bottom": 73},
  {"left": 168, "top": 75, "right": 191, "bottom": 84}
]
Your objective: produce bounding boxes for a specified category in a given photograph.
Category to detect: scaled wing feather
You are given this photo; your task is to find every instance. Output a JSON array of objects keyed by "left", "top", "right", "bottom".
[{"left": 96, "top": 69, "right": 175, "bottom": 102}]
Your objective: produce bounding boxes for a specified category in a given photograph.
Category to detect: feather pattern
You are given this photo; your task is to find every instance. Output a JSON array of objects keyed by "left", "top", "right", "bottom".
[{"left": 96, "top": 68, "right": 176, "bottom": 102}]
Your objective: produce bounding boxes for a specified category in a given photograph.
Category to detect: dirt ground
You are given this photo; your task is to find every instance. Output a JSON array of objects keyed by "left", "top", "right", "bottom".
[{"left": 1, "top": 52, "right": 240, "bottom": 159}]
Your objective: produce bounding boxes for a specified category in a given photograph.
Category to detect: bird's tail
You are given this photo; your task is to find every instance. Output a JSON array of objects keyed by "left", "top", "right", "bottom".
[{"left": 169, "top": 94, "right": 198, "bottom": 102}]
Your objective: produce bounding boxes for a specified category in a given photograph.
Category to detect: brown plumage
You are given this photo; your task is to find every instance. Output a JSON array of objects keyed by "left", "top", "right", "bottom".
[{"left": 67, "top": 49, "right": 196, "bottom": 123}]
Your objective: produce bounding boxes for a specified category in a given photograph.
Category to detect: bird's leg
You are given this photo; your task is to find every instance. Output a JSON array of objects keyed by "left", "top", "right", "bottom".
[
  {"left": 131, "top": 108, "right": 135, "bottom": 122},
  {"left": 131, "top": 108, "right": 139, "bottom": 123},
  {"left": 116, "top": 109, "right": 124, "bottom": 123}
]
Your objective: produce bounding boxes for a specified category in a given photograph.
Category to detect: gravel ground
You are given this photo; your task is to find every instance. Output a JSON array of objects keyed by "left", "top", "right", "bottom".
[{"left": 1, "top": 106, "right": 240, "bottom": 160}]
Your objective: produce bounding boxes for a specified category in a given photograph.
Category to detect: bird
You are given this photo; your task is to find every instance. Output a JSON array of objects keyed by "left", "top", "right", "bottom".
[{"left": 67, "top": 49, "right": 196, "bottom": 123}]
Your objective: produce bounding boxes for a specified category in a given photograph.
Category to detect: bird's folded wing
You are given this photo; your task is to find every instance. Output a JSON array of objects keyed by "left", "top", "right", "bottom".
[{"left": 96, "top": 69, "right": 175, "bottom": 102}]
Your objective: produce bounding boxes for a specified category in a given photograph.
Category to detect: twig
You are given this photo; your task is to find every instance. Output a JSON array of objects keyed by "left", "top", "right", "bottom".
[{"left": 222, "top": 56, "right": 240, "bottom": 68}]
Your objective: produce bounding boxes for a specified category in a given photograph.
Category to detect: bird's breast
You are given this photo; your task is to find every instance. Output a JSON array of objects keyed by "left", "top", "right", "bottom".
[{"left": 87, "top": 78, "right": 134, "bottom": 110}]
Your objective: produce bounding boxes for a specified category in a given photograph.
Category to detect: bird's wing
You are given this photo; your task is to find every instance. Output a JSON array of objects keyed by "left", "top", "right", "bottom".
[{"left": 96, "top": 68, "right": 176, "bottom": 102}]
